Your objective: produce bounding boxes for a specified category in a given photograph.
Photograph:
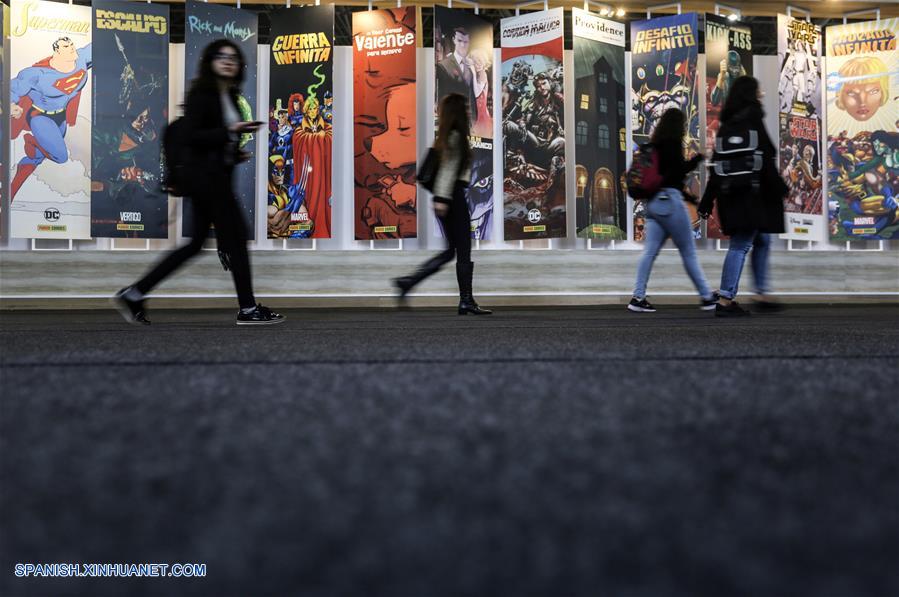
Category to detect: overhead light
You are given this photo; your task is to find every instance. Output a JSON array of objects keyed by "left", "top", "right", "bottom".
[
  {"left": 727, "top": 12, "right": 739, "bottom": 21},
  {"left": 616, "top": 8, "right": 626, "bottom": 17},
  {"left": 599, "top": 7, "right": 609, "bottom": 16}
]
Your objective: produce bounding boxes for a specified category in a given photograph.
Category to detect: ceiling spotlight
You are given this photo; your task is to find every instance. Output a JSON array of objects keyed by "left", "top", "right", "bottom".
[
  {"left": 616, "top": 8, "right": 626, "bottom": 17},
  {"left": 599, "top": 7, "right": 609, "bottom": 16},
  {"left": 726, "top": 12, "right": 739, "bottom": 21}
]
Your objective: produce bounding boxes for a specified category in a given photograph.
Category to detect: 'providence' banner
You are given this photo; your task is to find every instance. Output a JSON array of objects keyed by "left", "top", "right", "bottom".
[
  {"left": 630, "top": 13, "right": 701, "bottom": 241},
  {"left": 777, "top": 14, "right": 823, "bottom": 241},
  {"left": 90, "top": 0, "right": 169, "bottom": 239},
  {"left": 353, "top": 7, "right": 417, "bottom": 240},
  {"left": 501, "top": 7, "right": 566, "bottom": 241},
  {"left": 183, "top": 0, "right": 257, "bottom": 239},
  {"left": 825, "top": 19, "right": 899, "bottom": 241},
  {"left": 267, "top": 4, "right": 333, "bottom": 239},
  {"left": 434, "top": 5, "right": 494, "bottom": 241},
  {"left": 572, "top": 8, "right": 626, "bottom": 241},
  {"left": 704, "top": 12, "right": 752, "bottom": 239},
  {"left": 10, "top": 0, "right": 93, "bottom": 239}
]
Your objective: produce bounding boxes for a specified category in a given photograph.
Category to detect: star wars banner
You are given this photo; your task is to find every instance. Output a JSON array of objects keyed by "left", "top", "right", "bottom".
[
  {"left": 434, "top": 6, "right": 494, "bottom": 241},
  {"left": 1, "top": 3, "right": 9, "bottom": 239},
  {"left": 501, "top": 8, "right": 566, "bottom": 241},
  {"left": 825, "top": 19, "right": 899, "bottom": 241},
  {"left": 90, "top": 0, "right": 169, "bottom": 239},
  {"left": 572, "top": 8, "right": 626, "bottom": 241},
  {"left": 267, "top": 5, "right": 333, "bottom": 239},
  {"left": 630, "top": 13, "right": 701, "bottom": 241},
  {"left": 777, "top": 14, "right": 823, "bottom": 241},
  {"left": 183, "top": 0, "right": 257, "bottom": 239},
  {"left": 9, "top": 0, "right": 92, "bottom": 239},
  {"left": 352, "top": 7, "right": 417, "bottom": 240},
  {"left": 704, "top": 13, "right": 752, "bottom": 239}
]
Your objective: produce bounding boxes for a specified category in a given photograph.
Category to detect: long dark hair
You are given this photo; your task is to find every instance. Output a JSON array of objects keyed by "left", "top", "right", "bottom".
[
  {"left": 435, "top": 93, "right": 472, "bottom": 166},
  {"left": 650, "top": 108, "right": 686, "bottom": 145},
  {"left": 188, "top": 39, "right": 245, "bottom": 96},
  {"left": 721, "top": 76, "right": 762, "bottom": 123}
]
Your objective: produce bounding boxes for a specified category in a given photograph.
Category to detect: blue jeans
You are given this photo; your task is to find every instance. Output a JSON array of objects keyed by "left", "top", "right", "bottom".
[
  {"left": 719, "top": 231, "right": 771, "bottom": 300},
  {"left": 633, "top": 188, "right": 713, "bottom": 300}
]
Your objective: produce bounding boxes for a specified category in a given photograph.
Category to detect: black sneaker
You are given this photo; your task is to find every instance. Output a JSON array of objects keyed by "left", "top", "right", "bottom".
[
  {"left": 715, "top": 301, "right": 751, "bottom": 317},
  {"left": 112, "top": 287, "right": 150, "bottom": 325},
  {"left": 627, "top": 297, "right": 656, "bottom": 313},
  {"left": 236, "top": 304, "right": 286, "bottom": 325},
  {"left": 700, "top": 292, "right": 720, "bottom": 311}
]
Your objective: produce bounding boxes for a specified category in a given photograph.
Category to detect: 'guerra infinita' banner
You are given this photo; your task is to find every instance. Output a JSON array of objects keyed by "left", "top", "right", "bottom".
[{"left": 353, "top": 7, "right": 417, "bottom": 241}]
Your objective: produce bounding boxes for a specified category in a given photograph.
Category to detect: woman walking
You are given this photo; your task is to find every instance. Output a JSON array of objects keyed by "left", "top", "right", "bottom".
[
  {"left": 699, "top": 76, "right": 788, "bottom": 316},
  {"left": 393, "top": 93, "right": 491, "bottom": 315},
  {"left": 628, "top": 108, "right": 717, "bottom": 313},
  {"left": 114, "top": 40, "right": 283, "bottom": 326}
]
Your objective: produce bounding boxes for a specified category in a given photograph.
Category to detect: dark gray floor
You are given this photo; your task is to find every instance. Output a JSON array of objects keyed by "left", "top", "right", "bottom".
[{"left": 1, "top": 305, "right": 897, "bottom": 597}]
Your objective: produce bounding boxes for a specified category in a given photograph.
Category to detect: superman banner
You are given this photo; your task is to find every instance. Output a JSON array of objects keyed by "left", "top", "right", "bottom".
[
  {"left": 90, "top": 0, "right": 169, "bottom": 239},
  {"left": 9, "top": 0, "right": 93, "bottom": 239}
]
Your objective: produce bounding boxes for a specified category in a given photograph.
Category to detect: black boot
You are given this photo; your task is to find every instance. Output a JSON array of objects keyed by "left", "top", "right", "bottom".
[
  {"left": 393, "top": 254, "right": 448, "bottom": 299},
  {"left": 456, "top": 262, "right": 492, "bottom": 315}
]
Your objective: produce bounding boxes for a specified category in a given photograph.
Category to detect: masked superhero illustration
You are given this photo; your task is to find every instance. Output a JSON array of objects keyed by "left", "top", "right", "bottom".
[
  {"left": 267, "top": 154, "right": 310, "bottom": 239},
  {"left": 467, "top": 148, "right": 493, "bottom": 240},
  {"left": 711, "top": 50, "right": 746, "bottom": 106}
]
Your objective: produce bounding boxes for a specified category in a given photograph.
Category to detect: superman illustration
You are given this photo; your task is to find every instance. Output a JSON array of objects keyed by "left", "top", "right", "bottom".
[
  {"left": 10, "top": 37, "right": 92, "bottom": 201},
  {"left": 291, "top": 94, "right": 332, "bottom": 238}
]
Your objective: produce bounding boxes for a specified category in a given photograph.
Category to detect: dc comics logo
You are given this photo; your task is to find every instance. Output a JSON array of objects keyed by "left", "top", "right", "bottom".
[
  {"left": 527, "top": 209, "right": 541, "bottom": 224},
  {"left": 44, "top": 208, "right": 60, "bottom": 222}
]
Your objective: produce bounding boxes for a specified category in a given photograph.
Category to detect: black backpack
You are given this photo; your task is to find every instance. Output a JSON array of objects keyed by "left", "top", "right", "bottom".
[
  {"left": 161, "top": 117, "right": 189, "bottom": 197},
  {"left": 710, "top": 124, "right": 763, "bottom": 199}
]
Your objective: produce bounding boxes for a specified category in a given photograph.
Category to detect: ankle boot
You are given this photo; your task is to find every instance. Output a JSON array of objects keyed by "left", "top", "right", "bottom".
[
  {"left": 456, "top": 262, "right": 492, "bottom": 315},
  {"left": 393, "top": 254, "right": 448, "bottom": 298}
]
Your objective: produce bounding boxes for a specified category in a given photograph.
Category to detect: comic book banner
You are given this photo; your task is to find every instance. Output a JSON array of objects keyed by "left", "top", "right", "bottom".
[
  {"left": 777, "top": 14, "right": 823, "bottom": 241},
  {"left": 9, "top": 0, "right": 93, "bottom": 239},
  {"left": 352, "top": 7, "right": 417, "bottom": 240},
  {"left": 183, "top": 0, "right": 257, "bottom": 239},
  {"left": 572, "top": 8, "right": 626, "bottom": 241},
  {"left": 434, "top": 5, "right": 494, "bottom": 241},
  {"left": 501, "top": 7, "right": 566, "bottom": 241},
  {"left": 267, "top": 5, "right": 333, "bottom": 239},
  {"left": 90, "top": 0, "right": 169, "bottom": 239},
  {"left": 1, "top": 3, "right": 9, "bottom": 239},
  {"left": 630, "top": 13, "right": 701, "bottom": 241},
  {"left": 704, "top": 13, "right": 752, "bottom": 239},
  {"left": 825, "top": 19, "right": 899, "bottom": 241}
]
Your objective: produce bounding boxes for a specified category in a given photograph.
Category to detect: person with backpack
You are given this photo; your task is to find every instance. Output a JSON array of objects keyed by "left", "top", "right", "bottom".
[
  {"left": 627, "top": 108, "right": 718, "bottom": 313},
  {"left": 392, "top": 93, "right": 491, "bottom": 315},
  {"left": 114, "top": 40, "right": 284, "bottom": 326},
  {"left": 699, "top": 76, "right": 788, "bottom": 317}
]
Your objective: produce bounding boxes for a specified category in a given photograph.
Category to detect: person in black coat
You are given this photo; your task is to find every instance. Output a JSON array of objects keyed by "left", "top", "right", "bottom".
[
  {"left": 699, "top": 76, "right": 789, "bottom": 316},
  {"left": 114, "top": 40, "right": 284, "bottom": 325}
]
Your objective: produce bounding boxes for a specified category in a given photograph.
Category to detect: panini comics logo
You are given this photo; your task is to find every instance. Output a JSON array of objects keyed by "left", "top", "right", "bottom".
[{"left": 96, "top": 10, "right": 167, "bottom": 35}]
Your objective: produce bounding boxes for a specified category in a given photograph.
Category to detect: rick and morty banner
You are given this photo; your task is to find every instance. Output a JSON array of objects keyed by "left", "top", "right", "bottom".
[{"left": 825, "top": 19, "right": 899, "bottom": 241}]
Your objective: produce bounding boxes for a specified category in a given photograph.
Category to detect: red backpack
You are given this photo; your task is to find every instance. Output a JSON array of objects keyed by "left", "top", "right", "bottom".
[{"left": 626, "top": 143, "right": 663, "bottom": 200}]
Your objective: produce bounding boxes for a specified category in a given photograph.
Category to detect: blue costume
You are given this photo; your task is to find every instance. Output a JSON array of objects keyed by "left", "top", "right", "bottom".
[{"left": 10, "top": 43, "right": 92, "bottom": 199}]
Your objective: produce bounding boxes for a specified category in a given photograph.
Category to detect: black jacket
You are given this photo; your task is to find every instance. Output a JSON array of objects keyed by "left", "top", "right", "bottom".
[
  {"left": 655, "top": 139, "right": 702, "bottom": 194},
  {"left": 183, "top": 84, "right": 243, "bottom": 181},
  {"left": 700, "top": 106, "right": 788, "bottom": 235}
]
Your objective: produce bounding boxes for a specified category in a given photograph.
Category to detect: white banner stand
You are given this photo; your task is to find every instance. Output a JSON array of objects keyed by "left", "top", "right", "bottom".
[
  {"left": 370, "top": 239, "right": 403, "bottom": 251},
  {"left": 787, "top": 239, "right": 814, "bottom": 251},
  {"left": 110, "top": 239, "right": 151, "bottom": 251},
  {"left": 283, "top": 238, "right": 317, "bottom": 251},
  {"left": 646, "top": 2, "right": 682, "bottom": 18},
  {"left": 31, "top": 239, "right": 74, "bottom": 251},
  {"left": 515, "top": 0, "right": 548, "bottom": 16},
  {"left": 846, "top": 240, "right": 885, "bottom": 252}
]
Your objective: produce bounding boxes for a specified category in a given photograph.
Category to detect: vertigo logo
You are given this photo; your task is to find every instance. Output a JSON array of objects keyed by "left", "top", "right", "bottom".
[{"left": 44, "top": 208, "right": 60, "bottom": 222}]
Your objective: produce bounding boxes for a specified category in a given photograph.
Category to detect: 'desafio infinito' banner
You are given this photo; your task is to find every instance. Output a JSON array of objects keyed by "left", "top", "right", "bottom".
[
  {"left": 704, "top": 12, "right": 752, "bottom": 239},
  {"left": 777, "top": 14, "right": 823, "bottom": 241},
  {"left": 90, "top": 0, "right": 169, "bottom": 239},
  {"left": 825, "top": 19, "right": 899, "bottom": 241},
  {"left": 572, "top": 8, "right": 626, "bottom": 241},
  {"left": 630, "top": 13, "right": 701, "bottom": 241},
  {"left": 9, "top": 0, "right": 92, "bottom": 239},
  {"left": 501, "top": 7, "right": 566, "bottom": 241},
  {"left": 267, "top": 4, "right": 333, "bottom": 239},
  {"left": 434, "top": 5, "right": 494, "bottom": 241},
  {"left": 353, "top": 7, "right": 417, "bottom": 240},
  {"left": 183, "top": 0, "right": 257, "bottom": 239}
]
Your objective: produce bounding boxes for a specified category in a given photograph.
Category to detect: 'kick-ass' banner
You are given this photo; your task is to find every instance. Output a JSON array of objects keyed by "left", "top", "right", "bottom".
[
  {"left": 183, "top": 0, "right": 257, "bottom": 239},
  {"left": 267, "top": 4, "right": 333, "bottom": 239},
  {"left": 501, "top": 7, "right": 566, "bottom": 241},
  {"left": 90, "top": 0, "right": 169, "bottom": 239},
  {"left": 630, "top": 13, "right": 701, "bottom": 241},
  {"left": 777, "top": 14, "right": 823, "bottom": 241},
  {"left": 572, "top": 8, "right": 626, "bottom": 241},
  {"left": 353, "top": 7, "right": 417, "bottom": 241},
  {"left": 704, "top": 13, "right": 752, "bottom": 239},
  {"left": 825, "top": 19, "right": 899, "bottom": 241},
  {"left": 434, "top": 5, "right": 494, "bottom": 241},
  {"left": 9, "top": 0, "right": 93, "bottom": 239}
]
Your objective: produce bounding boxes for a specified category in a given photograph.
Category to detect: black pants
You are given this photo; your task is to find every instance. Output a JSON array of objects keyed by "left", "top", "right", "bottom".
[
  {"left": 435, "top": 182, "right": 472, "bottom": 267},
  {"left": 135, "top": 173, "right": 255, "bottom": 309}
]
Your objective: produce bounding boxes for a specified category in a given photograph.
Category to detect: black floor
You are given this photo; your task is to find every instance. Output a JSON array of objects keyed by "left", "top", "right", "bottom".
[{"left": 1, "top": 305, "right": 897, "bottom": 597}]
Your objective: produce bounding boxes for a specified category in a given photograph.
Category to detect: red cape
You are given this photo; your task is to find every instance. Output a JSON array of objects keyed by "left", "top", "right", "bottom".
[
  {"left": 292, "top": 125, "right": 333, "bottom": 239},
  {"left": 11, "top": 56, "right": 82, "bottom": 139}
]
